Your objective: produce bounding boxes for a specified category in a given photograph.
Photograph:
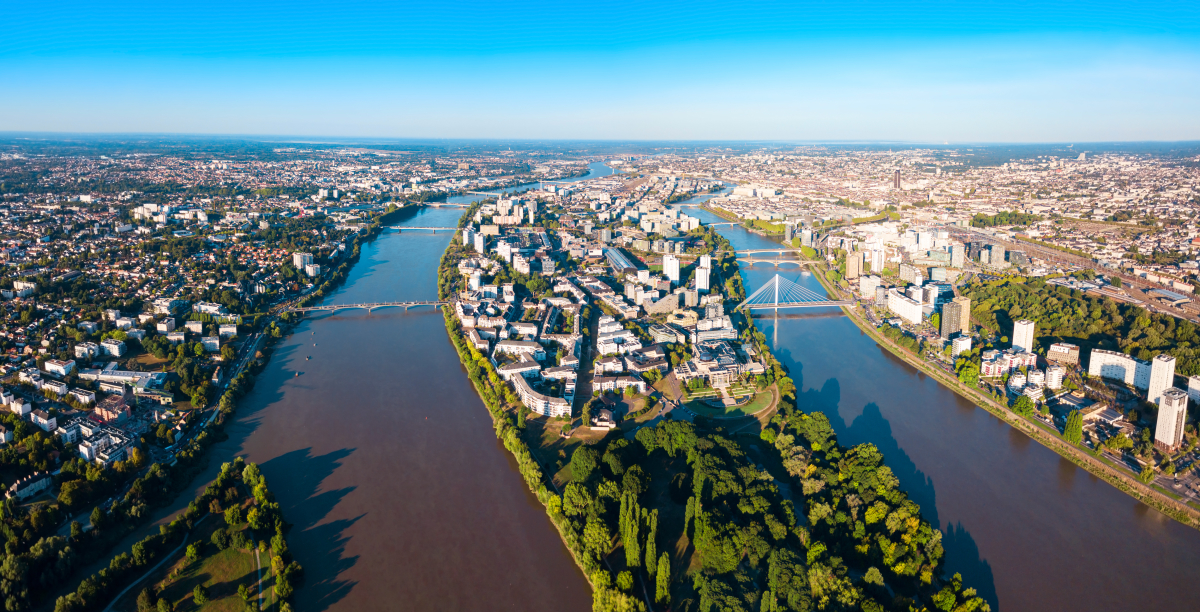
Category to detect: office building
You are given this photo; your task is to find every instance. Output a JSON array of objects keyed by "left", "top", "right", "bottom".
[
  {"left": 940, "top": 296, "right": 971, "bottom": 339},
  {"left": 663, "top": 254, "right": 680, "bottom": 284},
  {"left": 1012, "top": 320, "right": 1035, "bottom": 353},
  {"left": 950, "top": 243, "right": 965, "bottom": 268},
  {"left": 989, "top": 244, "right": 1006, "bottom": 267},
  {"left": 1147, "top": 354, "right": 1176, "bottom": 406},
  {"left": 1155, "top": 388, "right": 1188, "bottom": 451}
]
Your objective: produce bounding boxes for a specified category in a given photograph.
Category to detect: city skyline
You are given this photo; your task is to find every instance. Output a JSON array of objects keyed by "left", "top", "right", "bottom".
[{"left": 4, "top": 1, "right": 1200, "bottom": 141}]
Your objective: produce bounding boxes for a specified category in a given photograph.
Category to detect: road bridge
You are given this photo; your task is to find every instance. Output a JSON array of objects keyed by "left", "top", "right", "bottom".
[
  {"left": 287, "top": 301, "right": 447, "bottom": 314},
  {"left": 386, "top": 226, "right": 458, "bottom": 231},
  {"left": 739, "top": 258, "right": 819, "bottom": 266}
]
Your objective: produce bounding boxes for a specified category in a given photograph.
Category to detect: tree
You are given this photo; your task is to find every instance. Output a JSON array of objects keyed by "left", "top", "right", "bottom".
[
  {"left": 90, "top": 506, "right": 106, "bottom": 530},
  {"left": 1012, "top": 395, "right": 1035, "bottom": 417},
  {"left": 616, "top": 571, "right": 634, "bottom": 591},
  {"left": 1064, "top": 410, "right": 1083, "bottom": 444},
  {"left": 186, "top": 543, "right": 201, "bottom": 562},
  {"left": 571, "top": 446, "right": 599, "bottom": 482},
  {"left": 192, "top": 585, "right": 209, "bottom": 605},
  {"left": 655, "top": 552, "right": 670, "bottom": 604},
  {"left": 157, "top": 598, "right": 173, "bottom": 612},
  {"left": 136, "top": 588, "right": 157, "bottom": 612}
]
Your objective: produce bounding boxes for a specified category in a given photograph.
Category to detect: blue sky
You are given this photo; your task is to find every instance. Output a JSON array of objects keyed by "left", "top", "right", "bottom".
[{"left": 3, "top": 1, "right": 1199, "bottom": 141}]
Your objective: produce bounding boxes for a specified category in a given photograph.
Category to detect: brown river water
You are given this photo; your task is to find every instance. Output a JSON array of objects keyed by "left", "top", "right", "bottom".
[{"left": 102, "top": 197, "right": 1200, "bottom": 612}]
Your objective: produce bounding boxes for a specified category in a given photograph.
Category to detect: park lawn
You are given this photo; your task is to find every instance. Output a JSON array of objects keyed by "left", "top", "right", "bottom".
[
  {"left": 133, "top": 352, "right": 171, "bottom": 368},
  {"left": 523, "top": 418, "right": 585, "bottom": 488},
  {"left": 686, "top": 391, "right": 773, "bottom": 418},
  {"left": 113, "top": 517, "right": 264, "bottom": 612},
  {"left": 653, "top": 378, "right": 679, "bottom": 402}
]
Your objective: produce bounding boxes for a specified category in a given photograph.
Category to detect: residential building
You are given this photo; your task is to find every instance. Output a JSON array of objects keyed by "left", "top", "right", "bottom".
[
  {"left": 1154, "top": 388, "right": 1188, "bottom": 451},
  {"left": 1012, "top": 320, "right": 1035, "bottom": 353},
  {"left": 1189, "top": 375, "right": 1200, "bottom": 405},
  {"left": 292, "top": 252, "right": 314, "bottom": 268},
  {"left": 1088, "top": 349, "right": 1152, "bottom": 389},
  {"left": 663, "top": 254, "right": 680, "bottom": 284},
  {"left": 952, "top": 336, "right": 972, "bottom": 356},
  {"left": 5, "top": 472, "right": 52, "bottom": 500},
  {"left": 886, "top": 288, "right": 923, "bottom": 325},
  {"left": 201, "top": 336, "right": 220, "bottom": 352},
  {"left": 512, "top": 374, "right": 571, "bottom": 418},
  {"left": 1046, "top": 365, "right": 1065, "bottom": 390},
  {"left": 100, "top": 339, "right": 127, "bottom": 357},
  {"left": 1148, "top": 354, "right": 1176, "bottom": 405},
  {"left": 846, "top": 251, "right": 862, "bottom": 280},
  {"left": 940, "top": 297, "right": 971, "bottom": 339},
  {"left": 44, "top": 359, "right": 75, "bottom": 377},
  {"left": 74, "top": 342, "right": 100, "bottom": 359},
  {"left": 32, "top": 409, "right": 56, "bottom": 432},
  {"left": 1047, "top": 343, "right": 1080, "bottom": 366},
  {"left": 157, "top": 317, "right": 176, "bottom": 333}
]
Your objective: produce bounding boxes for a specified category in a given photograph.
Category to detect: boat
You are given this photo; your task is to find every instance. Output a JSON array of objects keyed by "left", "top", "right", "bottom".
[
  {"left": 294, "top": 372, "right": 299, "bottom": 377},
  {"left": 306, "top": 356, "right": 311, "bottom": 360}
]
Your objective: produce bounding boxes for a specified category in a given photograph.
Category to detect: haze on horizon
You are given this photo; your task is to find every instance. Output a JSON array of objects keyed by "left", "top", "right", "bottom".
[{"left": 3, "top": 1, "right": 1199, "bottom": 143}]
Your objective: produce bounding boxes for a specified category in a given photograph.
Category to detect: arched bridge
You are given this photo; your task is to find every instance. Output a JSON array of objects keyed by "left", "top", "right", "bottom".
[
  {"left": 287, "top": 301, "right": 448, "bottom": 314},
  {"left": 739, "top": 258, "right": 819, "bottom": 266}
]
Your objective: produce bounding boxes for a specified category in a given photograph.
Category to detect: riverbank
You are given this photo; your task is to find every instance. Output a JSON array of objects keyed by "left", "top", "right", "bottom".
[
  {"left": 699, "top": 204, "right": 786, "bottom": 237},
  {"left": 795, "top": 250, "right": 1200, "bottom": 530}
]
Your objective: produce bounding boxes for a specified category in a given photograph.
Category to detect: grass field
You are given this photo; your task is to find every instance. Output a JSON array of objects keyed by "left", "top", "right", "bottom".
[
  {"left": 114, "top": 512, "right": 269, "bottom": 612},
  {"left": 686, "top": 390, "right": 773, "bottom": 418}
]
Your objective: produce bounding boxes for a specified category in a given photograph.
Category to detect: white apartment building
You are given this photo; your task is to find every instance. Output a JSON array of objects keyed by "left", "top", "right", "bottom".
[
  {"left": 75, "top": 341, "right": 100, "bottom": 359},
  {"left": 952, "top": 336, "right": 972, "bottom": 356},
  {"left": 100, "top": 339, "right": 127, "bottom": 357},
  {"left": 293, "top": 252, "right": 313, "bottom": 268},
  {"left": 859, "top": 275, "right": 881, "bottom": 297},
  {"left": 663, "top": 254, "right": 680, "bottom": 284},
  {"left": 1147, "top": 354, "right": 1176, "bottom": 405},
  {"left": 1155, "top": 388, "right": 1188, "bottom": 451},
  {"left": 1088, "top": 349, "right": 1151, "bottom": 388},
  {"left": 1012, "top": 320, "right": 1036, "bottom": 353},
  {"left": 1189, "top": 375, "right": 1200, "bottom": 405},
  {"left": 1046, "top": 365, "right": 1065, "bottom": 390},
  {"left": 512, "top": 375, "right": 571, "bottom": 418},
  {"left": 44, "top": 359, "right": 75, "bottom": 377},
  {"left": 887, "top": 288, "right": 923, "bottom": 325}
]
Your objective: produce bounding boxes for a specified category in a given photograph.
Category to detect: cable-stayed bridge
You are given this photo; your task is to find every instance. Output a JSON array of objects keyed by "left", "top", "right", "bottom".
[{"left": 735, "top": 274, "right": 854, "bottom": 310}]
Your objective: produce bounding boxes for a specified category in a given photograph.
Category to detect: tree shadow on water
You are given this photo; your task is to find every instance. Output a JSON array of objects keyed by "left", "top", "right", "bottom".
[
  {"left": 261, "top": 447, "right": 362, "bottom": 612},
  {"left": 793, "top": 369, "right": 1000, "bottom": 610}
]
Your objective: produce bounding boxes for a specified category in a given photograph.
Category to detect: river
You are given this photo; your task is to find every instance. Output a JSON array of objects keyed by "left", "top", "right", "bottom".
[
  {"left": 95, "top": 177, "right": 1200, "bottom": 612},
  {"left": 444, "top": 161, "right": 615, "bottom": 205},
  {"left": 678, "top": 203, "right": 1200, "bottom": 612}
]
